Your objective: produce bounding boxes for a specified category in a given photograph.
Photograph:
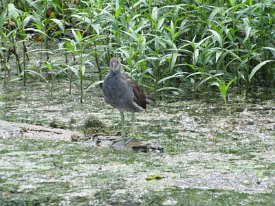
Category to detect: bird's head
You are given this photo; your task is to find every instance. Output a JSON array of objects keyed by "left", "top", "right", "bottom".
[{"left": 110, "top": 57, "right": 121, "bottom": 72}]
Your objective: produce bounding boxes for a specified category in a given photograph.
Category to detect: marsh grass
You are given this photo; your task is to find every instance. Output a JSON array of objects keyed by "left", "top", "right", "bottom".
[{"left": 0, "top": 0, "right": 274, "bottom": 102}]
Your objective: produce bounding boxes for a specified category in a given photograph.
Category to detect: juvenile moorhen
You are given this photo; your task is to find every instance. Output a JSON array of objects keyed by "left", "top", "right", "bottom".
[{"left": 103, "top": 57, "right": 152, "bottom": 140}]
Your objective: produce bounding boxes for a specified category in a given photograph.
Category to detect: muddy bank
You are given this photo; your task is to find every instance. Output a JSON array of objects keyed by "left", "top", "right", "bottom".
[
  {"left": 0, "top": 120, "right": 82, "bottom": 141},
  {"left": 0, "top": 120, "right": 163, "bottom": 152},
  {"left": 0, "top": 81, "right": 274, "bottom": 205}
]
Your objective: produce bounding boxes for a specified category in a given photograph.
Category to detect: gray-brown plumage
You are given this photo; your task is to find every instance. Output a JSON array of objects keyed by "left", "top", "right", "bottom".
[{"left": 103, "top": 57, "right": 150, "bottom": 139}]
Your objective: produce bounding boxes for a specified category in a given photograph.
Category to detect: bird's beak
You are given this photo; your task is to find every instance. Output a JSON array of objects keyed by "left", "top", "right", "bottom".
[{"left": 110, "top": 59, "right": 120, "bottom": 71}]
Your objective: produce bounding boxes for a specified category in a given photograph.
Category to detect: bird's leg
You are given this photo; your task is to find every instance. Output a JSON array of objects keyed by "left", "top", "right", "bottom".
[
  {"left": 120, "top": 111, "right": 125, "bottom": 140},
  {"left": 122, "top": 113, "right": 136, "bottom": 145},
  {"left": 131, "top": 112, "right": 136, "bottom": 138}
]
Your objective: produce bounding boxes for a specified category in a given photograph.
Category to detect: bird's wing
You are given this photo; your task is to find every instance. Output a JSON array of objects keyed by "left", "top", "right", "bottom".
[{"left": 122, "top": 74, "right": 147, "bottom": 110}]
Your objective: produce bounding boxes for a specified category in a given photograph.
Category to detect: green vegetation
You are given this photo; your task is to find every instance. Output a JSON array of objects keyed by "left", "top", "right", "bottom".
[
  {"left": 1, "top": 1, "right": 274, "bottom": 204},
  {"left": 1, "top": 0, "right": 274, "bottom": 102},
  {"left": 1, "top": 131, "right": 274, "bottom": 205}
]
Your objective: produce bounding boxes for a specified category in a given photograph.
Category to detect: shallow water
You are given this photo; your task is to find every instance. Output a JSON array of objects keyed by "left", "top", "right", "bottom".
[{"left": 0, "top": 79, "right": 274, "bottom": 205}]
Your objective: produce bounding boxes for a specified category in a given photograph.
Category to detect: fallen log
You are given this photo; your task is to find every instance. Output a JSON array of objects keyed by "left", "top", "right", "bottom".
[{"left": 0, "top": 120, "right": 163, "bottom": 152}]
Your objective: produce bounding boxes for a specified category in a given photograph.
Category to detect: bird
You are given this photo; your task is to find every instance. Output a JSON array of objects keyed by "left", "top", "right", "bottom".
[{"left": 103, "top": 57, "right": 152, "bottom": 141}]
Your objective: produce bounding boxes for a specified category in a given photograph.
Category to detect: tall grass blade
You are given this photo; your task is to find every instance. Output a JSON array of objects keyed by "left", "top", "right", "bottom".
[{"left": 248, "top": 60, "right": 275, "bottom": 82}]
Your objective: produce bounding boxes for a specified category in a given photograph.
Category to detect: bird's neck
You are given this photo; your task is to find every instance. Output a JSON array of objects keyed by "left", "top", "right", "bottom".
[{"left": 110, "top": 69, "right": 121, "bottom": 76}]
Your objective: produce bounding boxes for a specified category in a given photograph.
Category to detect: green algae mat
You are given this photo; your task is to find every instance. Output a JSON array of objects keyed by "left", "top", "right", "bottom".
[{"left": 0, "top": 82, "right": 274, "bottom": 205}]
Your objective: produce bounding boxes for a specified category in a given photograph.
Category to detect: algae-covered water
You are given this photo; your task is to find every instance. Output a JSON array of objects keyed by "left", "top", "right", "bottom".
[{"left": 0, "top": 80, "right": 274, "bottom": 205}]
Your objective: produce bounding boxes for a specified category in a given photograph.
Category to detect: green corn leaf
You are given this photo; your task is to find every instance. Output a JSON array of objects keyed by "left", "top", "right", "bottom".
[
  {"left": 134, "top": 57, "right": 159, "bottom": 67},
  {"left": 229, "top": 0, "right": 236, "bottom": 5},
  {"left": 72, "top": 29, "right": 82, "bottom": 44},
  {"left": 157, "top": 17, "right": 165, "bottom": 31},
  {"left": 44, "top": 62, "right": 53, "bottom": 72},
  {"left": 25, "top": 48, "right": 54, "bottom": 55},
  {"left": 226, "top": 77, "right": 236, "bottom": 91},
  {"left": 23, "top": 15, "right": 35, "bottom": 28},
  {"left": 151, "top": 7, "right": 158, "bottom": 22},
  {"left": 50, "top": 18, "right": 64, "bottom": 31},
  {"left": 218, "top": 81, "right": 227, "bottom": 103},
  {"left": 24, "top": 28, "right": 48, "bottom": 37},
  {"left": 170, "top": 20, "right": 175, "bottom": 35},
  {"left": 208, "top": 29, "right": 223, "bottom": 47},
  {"left": 186, "top": 72, "right": 206, "bottom": 79},
  {"left": 249, "top": 60, "right": 275, "bottom": 82},
  {"left": 92, "top": 24, "right": 101, "bottom": 35},
  {"left": 71, "top": 14, "right": 91, "bottom": 24},
  {"left": 243, "top": 18, "right": 251, "bottom": 43},
  {"left": 197, "top": 36, "right": 211, "bottom": 48},
  {"left": 64, "top": 41, "right": 76, "bottom": 52},
  {"left": 122, "top": 29, "right": 139, "bottom": 41},
  {"left": 208, "top": 7, "right": 222, "bottom": 23},
  {"left": 9, "top": 77, "right": 22, "bottom": 82},
  {"left": 71, "top": 29, "right": 78, "bottom": 42},
  {"left": 195, "top": 73, "right": 223, "bottom": 90},
  {"left": 193, "top": 48, "right": 199, "bottom": 64},
  {"left": 263, "top": 47, "right": 275, "bottom": 57},
  {"left": 8, "top": 3, "right": 22, "bottom": 19},
  {"left": 115, "top": 6, "right": 122, "bottom": 19},
  {"left": 77, "top": 31, "right": 83, "bottom": 43},
  {"left": 68, "top": 65, "right": 80, "bottom": 79},
  {"left": 160, "top": 54, "right": 172, "bottom": 64},
  {"left": 238, "top": 71, "right": 245, "bottom": 81},
  {"left": 156, "top": 87, "right": 183, "bottom": 92},
  {"left": 25, "top": 70, "right": 48, "bottom": 82},
  {"left": 117, "top": 48, "right": 131, "bottom": 59},
  {"left": 157, "top": 72, "right": 187, "bottom": 84},
  {"left": 215, "top": 51, "right": 222, "bottom": 62},
  {"left": 0, "top": 13, "right": 4, "bottom": 31},
  {"left": 26, "top": 0, "right": 40, "bottom": 12},
  {"left": 85, "top": 80, "right": 104, "bottom": 91},
  {"left": 80, "top": 65, "right": 86, "bottom": 76},
  {"left": 130, "top": 14, "right": 142, "bottom": 23},
  {"left": 211, "top": 77, "right": 235, "bottom": 104},
  {"left": 170, "top": 53, "right": 180, "bottom": 71}
]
